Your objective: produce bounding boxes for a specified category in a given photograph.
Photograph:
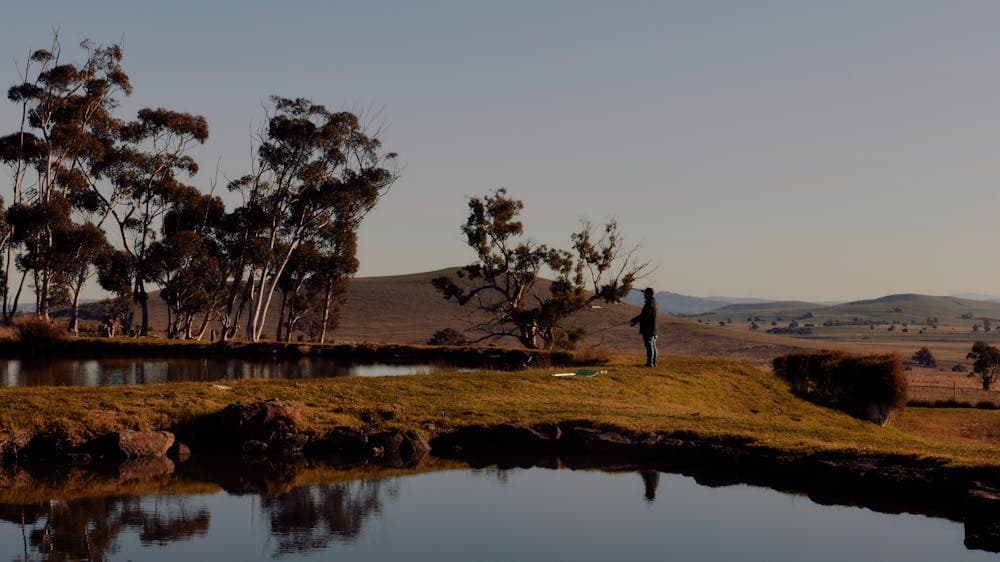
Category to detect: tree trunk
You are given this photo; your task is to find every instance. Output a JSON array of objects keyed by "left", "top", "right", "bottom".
[
  {"left": 69, "top": 291, "right": 81, "bottom": 336},
  {"left": 276, "top": 291, "right": 287, "bottom": 341},
  {"left": 319, "top": 281, "right": 333, "bottom": 344},
  {"left": 137, "top": 284, "right": 149, "bottom": 336}
]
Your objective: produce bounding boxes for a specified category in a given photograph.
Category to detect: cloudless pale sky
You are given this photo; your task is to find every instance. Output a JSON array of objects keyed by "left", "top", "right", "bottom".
[{"left": 2, "top": 1, "right": 999, "bottom": 302}]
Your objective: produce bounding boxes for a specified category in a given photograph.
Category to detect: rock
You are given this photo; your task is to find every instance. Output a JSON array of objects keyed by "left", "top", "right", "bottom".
[
  {"left": 116, "top": 430, "right": 175, "bottom": 459},
  {"left": 177, "top": 399, "right": 299, "bottom": 455},
  {"left": 242, "top": 440, "right": 268, "bottom": 455},
  {"left": 370, "top": 430, "right": 430, "bottom": 466},
  {"left": 67, "top": 452, "right": 92, "bottom": 465},
  {"left": 306, "top": 428, "right": 369, "bottom": 456},
  {"left": 399, "top": 430, "right": 430, "bottom": 460}
]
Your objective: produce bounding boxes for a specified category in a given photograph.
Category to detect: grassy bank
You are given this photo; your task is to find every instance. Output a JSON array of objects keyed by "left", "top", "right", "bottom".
[{"left": 0, "top": 355, "right": 996, "bottom": 468}]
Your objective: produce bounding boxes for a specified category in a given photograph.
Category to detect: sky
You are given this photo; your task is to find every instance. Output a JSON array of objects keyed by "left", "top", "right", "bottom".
[{"left": 2, "top": 1, "right": 1000, "bottom": 302}]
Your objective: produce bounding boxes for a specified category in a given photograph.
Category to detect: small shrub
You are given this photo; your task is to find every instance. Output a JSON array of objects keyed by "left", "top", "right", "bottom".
[
  {"left": 14, "top": 318, "right": 66, "bottom": 351},
  {"left": 773, "top": 350, "right": 907, "bottom": 424},
  {"left": 911, "top": 347, "right": 937, "bottom": 368},
  {"left": 427, "top": 328, "right": 467, "bottom": 346},
  {"left": 951, "top": 364, "right": 965, "bottom": 373}
]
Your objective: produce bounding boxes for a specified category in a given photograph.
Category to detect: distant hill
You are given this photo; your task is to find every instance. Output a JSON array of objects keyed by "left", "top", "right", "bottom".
[
  {"left": 951, "top": 293, "right": 1000, "bottom": 303},
  {"left": 622, "top": 290, "right": 730, "bottom": 315},
  {"left": 705, "top": 296, "right": 777, "bottom": 305},
  {"left": 828, "top": 294, "right": 1000, "bottom": 321},
  {"left": 712, "top": 301, "right": 821, "bottom": 314},
  {"left": 691, "top": 293, "right": 1000, "bottom": 324}
]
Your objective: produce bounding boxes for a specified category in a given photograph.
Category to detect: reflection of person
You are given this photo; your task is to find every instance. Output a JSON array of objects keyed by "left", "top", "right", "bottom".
[
  {"left": 629, "top": 288, "right": 658, "bottom": 367},
  {"left": 639, "top": 470, "right": 660, "bottom": 501}
]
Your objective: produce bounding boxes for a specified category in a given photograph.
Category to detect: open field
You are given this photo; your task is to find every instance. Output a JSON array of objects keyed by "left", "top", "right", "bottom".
[{"left": 0, "top": 355, "right": 996, "bottom": 468}]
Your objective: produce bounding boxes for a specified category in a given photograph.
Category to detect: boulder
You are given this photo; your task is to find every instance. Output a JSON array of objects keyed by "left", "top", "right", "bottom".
[
  {"left": 305, "top": 428, "right": 369, "bottom": 456},
  {"left": 177, "top": 399, "right": 299, "bottom": 454},
  {"left": 116, "top": 430, "right": 175, "bottom": 459},
  {"left": 370, "top": 430, "right": 430, "bottom": 466}
]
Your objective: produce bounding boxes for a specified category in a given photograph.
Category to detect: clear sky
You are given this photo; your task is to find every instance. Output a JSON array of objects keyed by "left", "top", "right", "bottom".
[{"left": 2, "top": 1, "right": 999, "bottom": 302}]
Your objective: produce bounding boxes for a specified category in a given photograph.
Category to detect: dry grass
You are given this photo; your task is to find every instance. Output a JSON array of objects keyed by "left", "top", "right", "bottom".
[{"left": 0, "top": 355, "right": 997, "bottom": 468}]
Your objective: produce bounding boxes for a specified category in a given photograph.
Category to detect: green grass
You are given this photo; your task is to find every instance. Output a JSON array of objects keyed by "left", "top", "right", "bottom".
[{"left": 0, "top": 355, "right": 996, "bottom": 467}]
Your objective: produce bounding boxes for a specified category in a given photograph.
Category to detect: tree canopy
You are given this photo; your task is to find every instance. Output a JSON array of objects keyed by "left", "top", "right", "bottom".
[
  {"left": 0, "top": 33, "right": 396, "bottom": 342},
  {"left": 433, "top": 188, "right": 648, "bottom": 349}
]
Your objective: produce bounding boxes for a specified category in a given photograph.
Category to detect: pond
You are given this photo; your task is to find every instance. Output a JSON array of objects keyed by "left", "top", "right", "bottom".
[
  {"left": 0, "top": 357, "right": 472, "bottom": 387},
  {"left": 0, "top": 461, "right": 993, "bottom": 561}
]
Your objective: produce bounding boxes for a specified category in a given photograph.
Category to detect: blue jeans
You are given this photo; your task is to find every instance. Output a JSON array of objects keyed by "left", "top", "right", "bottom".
[{"left": 643, "top": 335, "right": 657, "bottom": 367}]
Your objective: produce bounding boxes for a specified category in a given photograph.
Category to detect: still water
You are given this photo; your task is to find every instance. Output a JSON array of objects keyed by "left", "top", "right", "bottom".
[
  {"left": 0, "top": 466, "right": 992, "bottom": 561},
  {"left": 0, "top": 358, "right": 469, "bottom": 386}
]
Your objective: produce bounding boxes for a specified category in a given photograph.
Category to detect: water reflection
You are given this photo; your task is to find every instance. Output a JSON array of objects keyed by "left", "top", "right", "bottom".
[
  {"left": 0, "top": 495, "right": 210, "bottom": 561},
  {"left": 0, "top": 459, "right": 995, "bottom": 561},
  {"left": 265, "top": 480, "right": 398, "bottom": 555},
  {"left": 0, "top": 357, "right": 466, "bottom": 387}
]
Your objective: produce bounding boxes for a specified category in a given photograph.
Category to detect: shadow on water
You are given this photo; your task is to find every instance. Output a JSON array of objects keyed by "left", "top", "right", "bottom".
[{"left": 0, "top": 453, "right": 996, "bottom": 559}]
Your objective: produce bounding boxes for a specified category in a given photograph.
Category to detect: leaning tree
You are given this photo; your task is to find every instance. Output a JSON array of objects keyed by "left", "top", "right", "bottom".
[
  {"left": 433, "top": 188, "right": 649, "bottom": 349},
  {"left": 221, "top": 97, "right": 397, "bottom": 342},
  {"left": 0, "top": 35, "right": 131, "bottom": 321}
]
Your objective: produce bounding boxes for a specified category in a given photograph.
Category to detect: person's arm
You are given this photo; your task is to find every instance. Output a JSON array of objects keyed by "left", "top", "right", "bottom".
[{"left": 631, "top": 303, "right": 651, "bottom": 326}]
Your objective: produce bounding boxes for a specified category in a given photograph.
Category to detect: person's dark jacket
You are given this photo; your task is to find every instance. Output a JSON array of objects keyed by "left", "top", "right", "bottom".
[{"left": 630, "top": 298, "right": 658, "bottom": 337}]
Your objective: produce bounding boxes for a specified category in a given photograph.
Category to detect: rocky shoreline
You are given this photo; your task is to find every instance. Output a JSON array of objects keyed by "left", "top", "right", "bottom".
[{"left": 1, "top": 398, "right": 997, "bottom": 551}]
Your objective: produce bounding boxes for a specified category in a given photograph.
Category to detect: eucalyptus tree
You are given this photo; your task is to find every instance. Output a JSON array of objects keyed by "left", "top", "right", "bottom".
[
  {"left": 433, "top": 188, "right": 648, "bottom": 350},
  {"left": 145, "top": 187, "right": 226, "bottom": 339},
  {"left": 0, "top": 35, "right": 130, "bottom": 320},
  {"left": 223, "top": 97, "right": 397, "bottom": 342},
  {"left": 273, "top": 242, "right": 321, "bottom": 342},
  {"left": 101, "top": 108, "right": 209, "bottom": 335},
  {"left": 53, "top": 221, "right": 110, "bottom": 334}
]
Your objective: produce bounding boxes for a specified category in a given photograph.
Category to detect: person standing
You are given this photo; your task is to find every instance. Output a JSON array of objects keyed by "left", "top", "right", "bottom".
[{"left": 629, "top": 287, "right": 659, "bottom": 367}]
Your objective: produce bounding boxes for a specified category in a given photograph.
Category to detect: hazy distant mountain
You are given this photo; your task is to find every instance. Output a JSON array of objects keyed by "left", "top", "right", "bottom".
[
  {"left": 624, "top": 291, "right": 734, "bottom": 315},
  {"left": 704, "top": 296, "right": 776, "bottom": 305},
  {"left": 712, "top": 300, "right": 822, "bottom": 314},
  {"left": 951, "top": 293, "right": 1000, "bottom": 303}
]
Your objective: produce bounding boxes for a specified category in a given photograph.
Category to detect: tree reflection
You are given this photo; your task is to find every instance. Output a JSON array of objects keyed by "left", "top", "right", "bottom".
[
  {"left": 262, "top": 479, "right": 397, "bottom": 556},
  {"left": 0, "top": 495, "right": 209, "bottom": 561}
]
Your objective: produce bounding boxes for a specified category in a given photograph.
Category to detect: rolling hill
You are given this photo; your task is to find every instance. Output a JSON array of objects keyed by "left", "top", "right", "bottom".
[{"left": 690, "top": 293, "right": 1000, "bottom": 325}]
